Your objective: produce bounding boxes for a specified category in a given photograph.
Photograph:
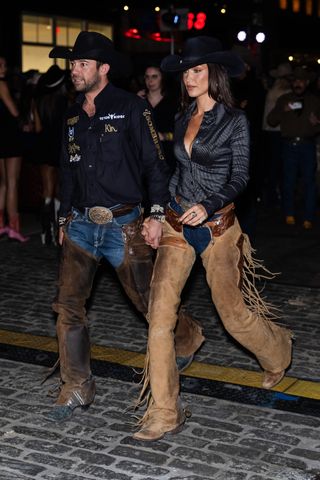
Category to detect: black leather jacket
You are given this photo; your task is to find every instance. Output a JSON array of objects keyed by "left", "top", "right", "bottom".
[{"left": 170, "top": 102, "right": 250, "bottom": 215}]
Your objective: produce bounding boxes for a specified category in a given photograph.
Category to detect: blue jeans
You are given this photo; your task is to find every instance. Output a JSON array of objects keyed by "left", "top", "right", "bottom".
[
  {"left": 66, "top": 205, "right": 142, "bottom": 268},
  {"left": 169, "top": 198, "right": 218, "bottom": 255},
  {"left": 282, "top": 141, "right": 317, "bottom": 220}
]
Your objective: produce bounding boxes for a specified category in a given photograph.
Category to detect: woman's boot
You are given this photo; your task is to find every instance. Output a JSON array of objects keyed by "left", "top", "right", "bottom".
[{"left": 8, "top": 214, "right": 29, "bottom": 242}]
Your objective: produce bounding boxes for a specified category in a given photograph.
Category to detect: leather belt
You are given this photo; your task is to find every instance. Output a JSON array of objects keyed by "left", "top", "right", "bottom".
[{"left": 76, "top": 204, "right": 138, "bottom": 224}]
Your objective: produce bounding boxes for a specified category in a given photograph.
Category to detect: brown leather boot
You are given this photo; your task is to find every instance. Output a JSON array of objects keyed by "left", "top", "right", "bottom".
[
  {"left": 46, "top": 236, "right": 98, "bottom": 422},
  {"left": 262, "top": 370, "right": 285, "bottom": 389},
  {"left": 133, "top": 401, "right": 187, "bottom": 442}
]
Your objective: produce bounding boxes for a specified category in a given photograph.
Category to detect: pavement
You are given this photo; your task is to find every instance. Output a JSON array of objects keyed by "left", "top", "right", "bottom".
[{"left": 0, "top": 204, "right": 320, "bottom": 480}]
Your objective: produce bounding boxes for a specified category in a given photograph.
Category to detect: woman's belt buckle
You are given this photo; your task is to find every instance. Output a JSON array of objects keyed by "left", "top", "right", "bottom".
[{"left": 88, "top": 206, "right": 113, "bottom": 224}]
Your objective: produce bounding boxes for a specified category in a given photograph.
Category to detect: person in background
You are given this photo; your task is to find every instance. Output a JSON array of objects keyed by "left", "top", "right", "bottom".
[
  {"left": 45, "top": 31, "right": 204, "bottom": 423},
  {"left": 0, "top": 55, "right": 29, "bottom": 242},
  {"left": 262, "top": 62, "right": 293, "bottom": 209},
  {"left": 267, "top": 66, "right": 320, "bottom": 229},
  {"left": 137, "top": 64, "right": 178, "bottom": 175},
  {"left": 230, "top": 45, "right": 267, "bottom": 240},
  {"left": 32, "top": 65, "right": 69, "bottom": 245},
  {"left": 133, "top": 36, "right": 293, "bottom": 442}
]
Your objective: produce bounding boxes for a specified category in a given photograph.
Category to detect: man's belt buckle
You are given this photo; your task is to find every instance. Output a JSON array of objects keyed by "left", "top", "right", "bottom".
[{"left": 88, "top": 206, "right": 113, "bottom": 224}]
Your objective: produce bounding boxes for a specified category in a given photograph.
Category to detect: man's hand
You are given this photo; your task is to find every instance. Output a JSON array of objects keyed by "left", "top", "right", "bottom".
[
  {"left": 141, "top": 217, "right": 163, "bottom": 249},
  {"left": 179, "top": 204, "right": 208, "bottom": 226}
]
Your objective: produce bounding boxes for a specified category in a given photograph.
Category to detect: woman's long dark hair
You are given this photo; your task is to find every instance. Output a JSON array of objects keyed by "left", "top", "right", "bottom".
[{"left": 180, "top": 63, "right": 234, "bottom": 112}]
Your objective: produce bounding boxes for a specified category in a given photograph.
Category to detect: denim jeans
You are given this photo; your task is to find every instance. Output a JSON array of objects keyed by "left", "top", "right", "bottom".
[
  {"left": 66, "top": 205, "right": 142, "bottom": 268},
  {"left": 282, "top": 141, "right": 317, "bottom": 220},
  {"left": 169, "top": 197, "right": 218, "bottom": 255}
]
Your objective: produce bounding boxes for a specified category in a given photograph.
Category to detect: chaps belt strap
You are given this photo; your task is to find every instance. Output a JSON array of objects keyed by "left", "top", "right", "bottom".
[{"left": 206, "top": 203, "right": 235, "bottom": 237}]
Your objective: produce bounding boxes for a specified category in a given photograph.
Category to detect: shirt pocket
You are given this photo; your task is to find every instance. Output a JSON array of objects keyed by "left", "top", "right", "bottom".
[{"left": 99, "top": 131, "right": 122, "bottom": 161}]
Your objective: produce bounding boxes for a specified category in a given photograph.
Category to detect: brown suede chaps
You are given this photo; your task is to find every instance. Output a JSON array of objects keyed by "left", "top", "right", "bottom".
[
  {"left": 51, "top": 216, "right": 204, "bottom": 407},
  {"left": 135, "top": 217, "right": 292, "bottom": 437}
]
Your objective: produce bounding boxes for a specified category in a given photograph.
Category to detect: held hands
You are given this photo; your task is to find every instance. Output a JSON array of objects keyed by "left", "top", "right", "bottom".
[
  {"left": 141, "top": 217, "right": 163, "bottom": 249},
  {"left": 179, "top": 204, "right": 208, "bottom": 226}
]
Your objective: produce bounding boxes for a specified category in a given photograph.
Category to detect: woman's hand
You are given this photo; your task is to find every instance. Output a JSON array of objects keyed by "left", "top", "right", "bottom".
[{"left": 179, "top": 204, "right": 208, "bottom": 226}]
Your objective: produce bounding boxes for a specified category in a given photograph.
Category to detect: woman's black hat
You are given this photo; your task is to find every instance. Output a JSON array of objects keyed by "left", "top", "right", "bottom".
[{"left": 161, "top": 36, "right": 245, "bottom": 77}]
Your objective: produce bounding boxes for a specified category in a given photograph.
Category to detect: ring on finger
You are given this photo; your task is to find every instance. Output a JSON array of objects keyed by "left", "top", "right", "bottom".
[{"left": 191, "top": 211, "right": 197, "bottom": 219}]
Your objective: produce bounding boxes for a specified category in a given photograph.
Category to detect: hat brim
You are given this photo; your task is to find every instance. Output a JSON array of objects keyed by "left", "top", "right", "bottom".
[
  {"left": 161, "top": 51, "right": 245, "bottom": 77},
  {"left": 49, "top": 47, "right": 132, "bottom": 78}
]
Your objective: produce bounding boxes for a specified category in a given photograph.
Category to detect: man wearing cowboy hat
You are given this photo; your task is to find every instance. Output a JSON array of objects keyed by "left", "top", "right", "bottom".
[
  {"left": 267, "top": 65, "right": 320, "bottom": 229},
  {"left": 45, "top": 31, "right": 204, "bottom": 422}
]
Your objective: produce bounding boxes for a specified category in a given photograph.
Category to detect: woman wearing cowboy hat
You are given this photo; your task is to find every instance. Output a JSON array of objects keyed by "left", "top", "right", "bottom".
[{"left": 135, "top": 36, "right": 293, "bottom": 442}]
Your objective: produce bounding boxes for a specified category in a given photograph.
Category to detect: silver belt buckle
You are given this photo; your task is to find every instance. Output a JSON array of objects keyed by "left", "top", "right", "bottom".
[{"left": 88, "top": 206, "right": 113, "bottom": 224}]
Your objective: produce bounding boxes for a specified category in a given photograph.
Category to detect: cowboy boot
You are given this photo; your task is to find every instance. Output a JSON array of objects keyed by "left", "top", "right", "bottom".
[
  {"left": 201, "top": 219, "right": 292, "bottom": 388},
  {"left": 0, "top": 210, "right": 8, "bottom": 236},
  {"left": 8, "top": 214, "right": 29, "bottom": 242},
  {"left": 46, "top": 236, "right": 98, "bottom": 422},
  {"left": 117, "top": 218, "right": 204, "bottom": 371},
  {"left": 133, "top": 226, "right": 195, "bottom": 441}
]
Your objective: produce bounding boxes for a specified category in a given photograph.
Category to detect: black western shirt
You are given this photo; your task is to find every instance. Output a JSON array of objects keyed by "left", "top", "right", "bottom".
[
  {"left": 59, "top": 83, "right": 169, "bottom": 218},
  {"left": 170, "top": 102, "right": 250, "bottom": 216}
]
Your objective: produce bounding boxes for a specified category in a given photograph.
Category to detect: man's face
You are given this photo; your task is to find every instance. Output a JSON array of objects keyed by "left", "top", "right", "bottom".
[
  {"left": 292, "top": 77, "right": 308, "bottom": 96},
  {"left": 70, "top": 59, "right": 105, "bottom": 93}
]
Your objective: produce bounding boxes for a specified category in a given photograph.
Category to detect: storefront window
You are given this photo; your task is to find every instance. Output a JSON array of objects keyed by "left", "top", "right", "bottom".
[
  {"left": 22, "top": 15, "right": 53, "bottom": 43},
  {"left": 56, "top": 18, "right": 84, "bottom": 46},
  {"left": 22, "top": 13, "right": 112, "bottom": 73}
]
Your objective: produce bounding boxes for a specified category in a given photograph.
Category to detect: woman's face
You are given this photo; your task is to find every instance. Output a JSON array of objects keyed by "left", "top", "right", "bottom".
[
  {"left": 144, "top": 67, "right": 162, "bottom": 92},
  {"left": 183, "top": 63, "right": 209, "bottom": 98}
]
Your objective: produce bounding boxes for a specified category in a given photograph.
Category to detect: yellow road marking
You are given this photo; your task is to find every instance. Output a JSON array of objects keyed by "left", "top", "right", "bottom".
[{"left": 1, "top": 329, "right": 319, "bottom": 400}]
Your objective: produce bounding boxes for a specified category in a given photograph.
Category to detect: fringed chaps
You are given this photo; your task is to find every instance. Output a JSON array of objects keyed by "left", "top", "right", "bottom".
[{"left": 136, "top": 217, "right": 292, "bottom": 427}]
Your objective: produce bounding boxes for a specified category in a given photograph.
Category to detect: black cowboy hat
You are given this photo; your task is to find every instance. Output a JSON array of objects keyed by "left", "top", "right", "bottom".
[
  {"left": 49, "top": 31, "right": 131, "bottom": 77},
  {"left": 39, "top": 65, "right": 65, "bottom": 90},
  {"left": 161, "top": 36, "right": 245, "bottom": 77}
]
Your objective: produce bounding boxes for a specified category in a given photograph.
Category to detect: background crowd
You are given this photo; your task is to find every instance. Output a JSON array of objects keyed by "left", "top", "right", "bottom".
[{"left": 0, "top": 46, "right": 320, "bottom": 246}]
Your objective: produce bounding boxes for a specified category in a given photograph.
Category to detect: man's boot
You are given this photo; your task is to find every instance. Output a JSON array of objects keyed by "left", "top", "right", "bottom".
[{"left": 46, "top": 236, "right": 98, "bottom": 422}]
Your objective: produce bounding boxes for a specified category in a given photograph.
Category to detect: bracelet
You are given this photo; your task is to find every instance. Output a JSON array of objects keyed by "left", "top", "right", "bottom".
[
  {"left": 150, "top": 204, "right": 164, "bottom": 215},
  {"left": 58, "top": 216, "right": 67, "bottom": 227},
  {"left": 150, "top": 214, "right": 165, "bottom": 223}
]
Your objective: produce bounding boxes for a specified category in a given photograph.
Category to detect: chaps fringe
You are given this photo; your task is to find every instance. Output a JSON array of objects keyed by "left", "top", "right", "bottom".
[
  {"left": 240, "top": 234, "right": 281, "bottom": 322},
  {"left": 131, "top": 349, "right": 153, "bottom": 427}
]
